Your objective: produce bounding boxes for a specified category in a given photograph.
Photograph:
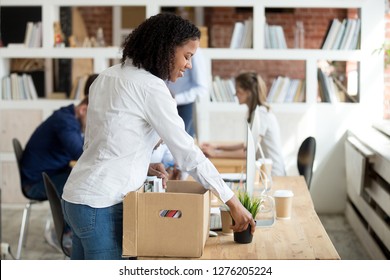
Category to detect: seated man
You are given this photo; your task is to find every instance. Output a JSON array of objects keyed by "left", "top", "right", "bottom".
[
  {"left": 21, "top": 74, "right": 98, "bottom": 199},
  {"left": 21, "top": 97, "right": 88, "bottom": 200},
  {"left": 20, "top": 74, "right": 97, "bottom": 251}
]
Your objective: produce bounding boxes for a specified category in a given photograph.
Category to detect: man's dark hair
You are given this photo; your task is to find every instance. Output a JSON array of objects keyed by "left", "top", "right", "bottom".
[
  {"left": 79, "top": 95, "right": 89, "bottom": 106},
  {"left": 121, "top": 13, "right": 200, "bottom": 80},
  {"left": 84, "top": 74, "right": 99, "bottom": 97}
]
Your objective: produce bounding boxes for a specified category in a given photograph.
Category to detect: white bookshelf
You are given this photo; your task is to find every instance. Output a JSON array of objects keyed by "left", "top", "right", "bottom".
[{"left": 0, "top": 0, "right": 385, "bottom": 213}]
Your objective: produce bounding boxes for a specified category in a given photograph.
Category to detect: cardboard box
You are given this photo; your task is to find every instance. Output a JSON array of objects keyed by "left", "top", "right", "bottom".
[{"left": 122, "top": 181, "right": 210, "bottom": 258}]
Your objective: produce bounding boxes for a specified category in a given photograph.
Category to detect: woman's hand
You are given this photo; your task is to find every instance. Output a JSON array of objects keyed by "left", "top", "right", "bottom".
[
  {"left": 225, "top": 195, "right": 256, "bottom": 234},
  {"left": 148, "top": 163, "right": 169, "bottom": 188},
  {"left": 167, "top": 164, "right": 181, "bottom": 180}
]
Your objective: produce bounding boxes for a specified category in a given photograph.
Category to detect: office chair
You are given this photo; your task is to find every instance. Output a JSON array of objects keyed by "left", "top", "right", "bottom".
[
  {"left": 12, "top": 138, "right": 48, "bottom": 259},
  {"left": 42, "top": 172, "right": 71, "bottom": 258},
  {"left": 297, "top": 136, "right": 316, "bottom": 189}
]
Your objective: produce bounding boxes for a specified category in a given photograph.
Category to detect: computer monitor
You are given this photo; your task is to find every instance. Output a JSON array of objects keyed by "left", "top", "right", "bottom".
[
  {"left": 245, "top": 123, "right": 256, "bottom": 196},
  {"left": 220, "top": 122, "right": 256, "bottom": 189}
]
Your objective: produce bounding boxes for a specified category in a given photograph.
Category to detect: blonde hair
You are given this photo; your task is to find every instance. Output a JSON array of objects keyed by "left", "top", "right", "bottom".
[{"left": 235, "top": 72, "right": 269, "bottom": 123}]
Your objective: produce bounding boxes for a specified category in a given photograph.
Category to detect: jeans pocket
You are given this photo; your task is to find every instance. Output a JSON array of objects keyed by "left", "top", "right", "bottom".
[{"left": 64, "top": 202, "right": 96, "bottom": 235}]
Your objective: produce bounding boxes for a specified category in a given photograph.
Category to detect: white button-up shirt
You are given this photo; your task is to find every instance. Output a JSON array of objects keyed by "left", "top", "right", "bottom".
[{"left": 62, "top": 60, "right": 234, "bottom": 208}]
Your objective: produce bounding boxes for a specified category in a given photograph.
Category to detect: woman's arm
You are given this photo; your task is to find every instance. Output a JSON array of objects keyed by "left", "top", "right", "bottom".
[{"left": 201, "top": 142, "right": 245, "bottom": 158}]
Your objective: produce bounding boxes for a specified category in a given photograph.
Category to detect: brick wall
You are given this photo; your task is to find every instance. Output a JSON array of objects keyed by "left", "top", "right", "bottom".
[
  {"left": 208, "top": 8, "right": 349, "bottom": 95},
  {"left": 78, "top": 7, "right": 112, "bottom": 46},
  {"left": 79, "top": 7, "right": 389, "bottom": 119}
]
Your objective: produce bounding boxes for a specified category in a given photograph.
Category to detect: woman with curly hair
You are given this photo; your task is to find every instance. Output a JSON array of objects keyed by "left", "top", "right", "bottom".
[{"left": 62, "top": 13, "right": 254, "bottom": 260}]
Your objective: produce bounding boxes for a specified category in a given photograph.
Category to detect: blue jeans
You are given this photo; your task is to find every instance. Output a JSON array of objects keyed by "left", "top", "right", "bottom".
[
  {"left": 177, "top": 103, "right": 194, "bottom": 137},
  {"left": 62, "top": 200, "right": 125, "bottom": 260}
]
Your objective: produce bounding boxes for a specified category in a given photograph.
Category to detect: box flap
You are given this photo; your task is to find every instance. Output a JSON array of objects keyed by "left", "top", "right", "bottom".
[
  {"left": 122, "top": 191, "right": 138, "bottom": 257},
  {"left": 166, "top": 180, "right": 207, "bottom": 194}
]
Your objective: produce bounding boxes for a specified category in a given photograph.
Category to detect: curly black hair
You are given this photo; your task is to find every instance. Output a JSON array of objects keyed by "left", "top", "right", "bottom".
[{"left": 121, "top": 13, "right": 201, "bottom": 81}]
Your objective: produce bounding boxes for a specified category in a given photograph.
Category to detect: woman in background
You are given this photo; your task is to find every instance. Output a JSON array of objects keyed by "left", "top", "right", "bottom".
[{"left": 202, "top": 72, "right": 286, "bottom": 176}]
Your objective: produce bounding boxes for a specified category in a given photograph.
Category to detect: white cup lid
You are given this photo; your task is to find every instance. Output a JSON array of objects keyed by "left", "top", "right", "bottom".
[{"left": 273, "top": 190, "right": 294, "bottom": 198}]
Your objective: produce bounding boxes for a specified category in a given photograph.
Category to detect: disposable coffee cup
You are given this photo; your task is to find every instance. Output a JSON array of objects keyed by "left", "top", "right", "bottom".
[
  {"left": 219, "top": 207, "right": 233, "bottom": 235},
  {"left": 273, "top": 190, "right": 294, "bottom": 219}
]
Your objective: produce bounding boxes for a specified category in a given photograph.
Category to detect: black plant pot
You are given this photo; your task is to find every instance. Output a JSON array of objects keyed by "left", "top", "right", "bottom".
[{"left": 233, "top": 224, "right": 253, "bottom": 244}]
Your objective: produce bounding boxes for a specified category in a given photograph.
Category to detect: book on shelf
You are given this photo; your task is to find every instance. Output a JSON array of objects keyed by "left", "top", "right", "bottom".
[
  {"left": 10, "top": 73, "right": 20, "bottom": 100},
  {"left": 230, "top": 19, "right": 253, "bottom": 49},
  {"left": 226, "top": 78, "right": 238, "bottom": 103},
  {"left": 331, "top": 19, "right": 347, "bottom": 50},
  {"left": 322, "top": 18, "right": 361, "bottom": 50},
  {"left": 209, "top": 84, "right": 219, "bottom": 103},
  {"left": 339, "top": 19, "right": 356, "bottom": 50},
  {"left": 321, "top": 18, "right": 342, "bottom": 50},
  {"left": 23, "top": 21, "right": 43, "bottom": 48},
  {"left": 211, "top": 76, "right": 237, "bottom": 103},
  {"left": 211, "top": 77, "right": 224, "bottom": 102},
  {"left": 264, "top": 23, "right": 271, "bottom": 49},
  {"left": 23, "top": 22, "right": 34, "bottom": 47},
  {"left": 240, "top": 18, "right": 253, "bottom": 48},
  {"left": 271, "top": 77, "right": 287, "bottom": 102},
  {"left": 26, "top": 75, "right": 39, "bottom": 100},
  {"left": 284, "top": 79, "right": 300, "bottom": 103},
  {"left": 274, "top": 77, "right": 291, "bottom": 103},
  {"left": 1, "top": 76, "right": 12, "bottom": 100},
  {"left": 2, "top": 73, "right": 38, "bottom": 100},
  {"left": 265, "top": 24, "right": 287, "bottom": 49},
  {"left": 267, "top": 76, "right": 280, "bottom": 102},
  {"left": 317, "top": 68, "right": 353, "bottom": 103},
  {"left": 348, "top": 18, "right": 361, "bottom": 50},
  {"left": 317, "top": 68, "right": 331, "bottom": 102},
  {"left": 30, "top": 22, "right": 42, "bottom": 48},
  {"left": 198, "top": 26, "right": 209, "bottom": 48},
  {"left": 267, "top": 76, "right": 305, "bottom": 103},
  {"left": 275, "top": 26, "right": 287, "bottom": 49},
  {"left": 230, "top": 22, "right": 245, "bottom": 49},
  {"left": 293, "top": 80, "right": 306, "bottom": 103}
]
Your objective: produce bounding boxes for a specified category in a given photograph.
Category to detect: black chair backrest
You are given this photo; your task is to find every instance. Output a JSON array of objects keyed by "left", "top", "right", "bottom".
[
  {"left": 297, "top": 136, "right": 316, "bottom": 189},
  {"left": 12, "top": 138, "right": 23, "bottom": 179},
  {"left": 12, "top": 138, "right": 30, "bottom": 199},
  {"left": 42, "top": 172, "right": 71, "bottom": 257},
  {"left": 13, "top": 138, "right": 47, "bottom": 201}
]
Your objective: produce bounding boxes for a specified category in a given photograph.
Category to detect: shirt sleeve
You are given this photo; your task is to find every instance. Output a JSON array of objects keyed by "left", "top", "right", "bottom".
[{"left": 143, "top": 81, "right": 234, "bottom": 203}]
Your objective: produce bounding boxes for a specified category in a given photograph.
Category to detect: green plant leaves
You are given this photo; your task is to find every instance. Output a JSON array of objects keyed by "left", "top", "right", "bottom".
[{"left": 237, "top": 191, "right": 261, "bottom": 218}]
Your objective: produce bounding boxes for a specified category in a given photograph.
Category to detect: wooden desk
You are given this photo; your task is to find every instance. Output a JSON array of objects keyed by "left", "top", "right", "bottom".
[
  {"left": 198, "top": 176, "right": 340, "bottom": 260},
  {"left": 142, "top": 176, "right": 339, "bottom": 260},
  {"left": 209, "top": 158, "right": 245, "bottom": 173}
]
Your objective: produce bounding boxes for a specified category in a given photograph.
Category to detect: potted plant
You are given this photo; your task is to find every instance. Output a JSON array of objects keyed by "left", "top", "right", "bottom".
[{"left": 233, "top": 191, "right": 261, "bottom": 244}]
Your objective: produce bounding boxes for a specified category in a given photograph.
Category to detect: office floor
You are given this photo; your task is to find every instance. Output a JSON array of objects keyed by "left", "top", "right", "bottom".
[{"left": 1, "top": 203, "right": 371, "bottom": 260}]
